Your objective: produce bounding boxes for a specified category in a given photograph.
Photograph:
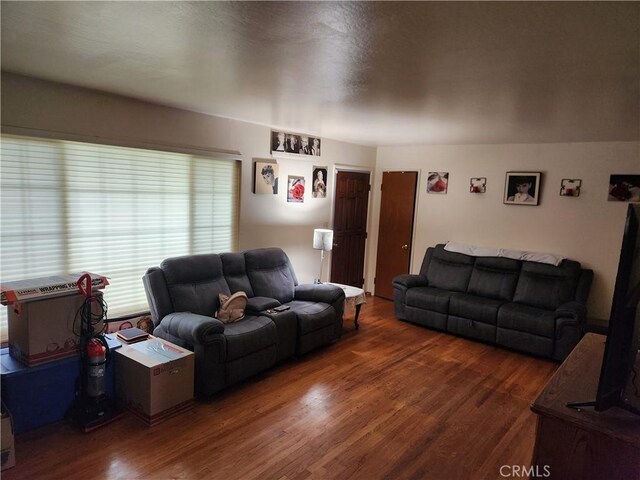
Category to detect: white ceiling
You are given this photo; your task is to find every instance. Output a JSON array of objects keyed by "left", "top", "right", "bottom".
[{"left": 1, "top": 1, "right": 638, "bottom": 146}]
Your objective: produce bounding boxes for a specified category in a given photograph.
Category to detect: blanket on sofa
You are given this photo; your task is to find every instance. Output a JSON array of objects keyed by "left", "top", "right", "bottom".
[{"left": 444, "top": 242, "right": 565, "bottom": 266}]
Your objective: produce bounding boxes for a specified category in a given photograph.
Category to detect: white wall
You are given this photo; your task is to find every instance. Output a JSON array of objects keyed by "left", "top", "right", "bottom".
[
  {"left": 3, "top": 73, "right": 639, "bottom": 320},
  {"left": 371, "top": 142, "right": 640, "bottom": 320},
  {"left": 1, "top": 73, "right": 377, "bottom": 284}
]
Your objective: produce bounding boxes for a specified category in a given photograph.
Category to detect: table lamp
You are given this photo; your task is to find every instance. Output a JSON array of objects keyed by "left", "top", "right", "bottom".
[{"left": 313, "top": 228, "right": 333, "bottom": 284}]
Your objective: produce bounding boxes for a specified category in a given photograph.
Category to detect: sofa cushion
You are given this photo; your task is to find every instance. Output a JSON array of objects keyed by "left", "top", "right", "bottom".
[
  {"left": 160, "top": 254, "right": 230, "bottom": 317},
  {"left": 513, "top": 260, "right": 581, "bottom": 310},
  {"left": 497, "top": 303, "right": 556, "bottom": 338},
  {"left": 220, "top": 252, "right": 254, "bottom": 297},
  {"left": 286, "top": 300, "right": 335, "bottom": 335},
  {"left": 424, "top": 245, "right": 475, "bottom": 293},
  {"left": 406, "top": 287, "right": 452, "bottom": 314},
  {"left": 449, "top": 293, "right": 506, "bottom": 325},
  {"left": 467, "top": 257, "right": 521, "bottom": 301},
  {"left": 223, "top": 315, "right": 277, "bottom": 361},
  {"left": 245, "top": 248, "right": 297, "bottom": 303}
]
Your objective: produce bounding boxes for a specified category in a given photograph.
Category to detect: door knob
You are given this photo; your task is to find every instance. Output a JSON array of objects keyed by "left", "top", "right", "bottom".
[
  {"left": 401, "top": 244, "right": 408, "bottom": 250},
  {"left": 333, "top": 242, "right": 339, "bottom": 247}
]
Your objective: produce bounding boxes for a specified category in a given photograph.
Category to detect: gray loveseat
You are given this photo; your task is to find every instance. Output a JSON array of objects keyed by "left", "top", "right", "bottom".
[
  {"left": 392, "top": 244, "right": 593, "bottom": 361},
  {"left": 143, "top": 247, "right": 345, "bottom": 396}
]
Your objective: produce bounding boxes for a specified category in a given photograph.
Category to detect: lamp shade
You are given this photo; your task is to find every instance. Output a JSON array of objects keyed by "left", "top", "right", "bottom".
[{"left": 313, "top": 229, "right": 333, "bottom": 251}]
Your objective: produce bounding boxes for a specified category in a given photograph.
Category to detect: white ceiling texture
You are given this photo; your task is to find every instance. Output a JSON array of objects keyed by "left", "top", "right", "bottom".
[{"left": 1, "top": 1, "right": 638, "bottom": 146}]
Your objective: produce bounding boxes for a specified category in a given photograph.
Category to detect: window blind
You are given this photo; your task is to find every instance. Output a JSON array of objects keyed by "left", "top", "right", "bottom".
[{"left": 0, "top": 134, "right": 240, "bottom": 341}]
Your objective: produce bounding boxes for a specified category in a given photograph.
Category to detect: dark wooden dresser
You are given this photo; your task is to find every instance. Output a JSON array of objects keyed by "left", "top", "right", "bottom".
[{"left": 531, "top": 333, "right": 640, "bottom": 479}]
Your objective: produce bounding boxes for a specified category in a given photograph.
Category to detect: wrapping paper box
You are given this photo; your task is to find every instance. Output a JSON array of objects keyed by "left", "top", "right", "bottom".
[
  {"left": 0, "top": 272, "right": 108, "bottom": 305},
  {"left": 8, "top": 292, "right": 104, "bottom": 366}
]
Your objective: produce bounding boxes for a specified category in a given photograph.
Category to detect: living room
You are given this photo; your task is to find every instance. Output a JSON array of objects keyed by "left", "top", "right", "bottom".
[{"left": 1, "top": 2, "right": 639, "bottom": 479}]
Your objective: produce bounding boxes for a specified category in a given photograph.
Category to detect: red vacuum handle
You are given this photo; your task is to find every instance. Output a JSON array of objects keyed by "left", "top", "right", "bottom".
[{"left": 77, "top": 273, "right": 92, "bottom": 299}]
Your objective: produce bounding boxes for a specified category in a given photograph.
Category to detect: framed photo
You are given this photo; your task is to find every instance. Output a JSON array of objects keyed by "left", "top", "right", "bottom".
[
  {"left": 271, "top": 131, "right": 286, "bottom": 153},
  {"left": 427, "top": 172, "right": 449, "bottom": 194},
  {"left": 504, "top": 172, "right": 541, "bottom": 205},
  {"left": 271, "top": 130, "right": 321, "bottom": 157},
  {"left": 287, "top": 175, "right": 305, "bottom": 203},
  {"left": 312, "top": 166, "right": 328, "bottom": 198},
  {"left": 560, "top": 179, "right": 581, "bottom": 197},
  {"left": 608, "top": 174, "right": 640, "bottom": 202},
  {"left": 470, "top": 177, "right": 486, "bottom": 193},
  {"left": 286, "top": 134, "right": 301, "bottom": 154},
  {"left": 254, "top": 161, "right": 279, "bottom": 195}
]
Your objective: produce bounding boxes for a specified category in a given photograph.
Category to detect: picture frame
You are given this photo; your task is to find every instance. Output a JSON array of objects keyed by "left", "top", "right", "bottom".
[
  {"left": 470, "top": 177, "right": 486, "bottom": 193},
  {"left": 287, "top": 175, "right": 305, "bottom": 203},
  {"left": 253, "top": 161, "right": 279, "bottom": 195},
  {"left": 560, "top": 179, "right": 581, "bottom": 197},
  {"left": 271, "top": 130, "right": 321, "bottom": 157},
  {"left": 608, "top": 174, "right": 640, "bottom": 202},
  {"left": 426, "top": 172, "right": 449, "bottom": 194},
  {"left": 312, "top": 166, "right": 328, "bottom": 198},
  {"left": 503, "top": 172, "right": 541, "bottom": 205}
]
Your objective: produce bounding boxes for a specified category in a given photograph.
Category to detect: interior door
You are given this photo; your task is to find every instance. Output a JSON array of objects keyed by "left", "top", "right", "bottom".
[
  {"left": 375, "top": 171, "right": 418, "bottom": 300},
  {"left": 330, "top": 171, "right": 370, "bottom": 287}
]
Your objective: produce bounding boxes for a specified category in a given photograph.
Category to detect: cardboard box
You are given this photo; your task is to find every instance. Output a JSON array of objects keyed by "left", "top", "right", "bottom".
[
  {"left": 8, "top": 292, "right": 104, "bottom": 366},
  {"left": 0, "top": 339, "right": 120, "bottom": 434},
  {"left": 1, "top": 406, "right": 15, "bottom": 470},
  {"left": 1, "top": 272, "right": 108, "bottom": 305},
  {"left": 115, "top": 338, "right": 194, "bottom": 426}
]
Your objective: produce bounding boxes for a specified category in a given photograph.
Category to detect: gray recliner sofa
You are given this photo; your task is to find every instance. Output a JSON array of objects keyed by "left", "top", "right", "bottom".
[
  {"left": 393, "top": 244, "right": 593, "bottom": 361},
  {"left": 143, "top": 247, "right": 345, "bottom": 396}
]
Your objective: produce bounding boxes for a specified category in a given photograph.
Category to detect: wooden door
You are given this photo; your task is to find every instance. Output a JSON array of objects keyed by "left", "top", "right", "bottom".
[
  {"left": 330, "top": 171, "right": 370, "bottom": 287},
  {"left": 375, "top": 171, "right": 418, "bottom": 300}
]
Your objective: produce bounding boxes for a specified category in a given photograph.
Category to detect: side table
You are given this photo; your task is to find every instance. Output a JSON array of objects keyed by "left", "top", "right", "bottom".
[{"left": 327, "top": 283, "right": 366, "bottom": 330}]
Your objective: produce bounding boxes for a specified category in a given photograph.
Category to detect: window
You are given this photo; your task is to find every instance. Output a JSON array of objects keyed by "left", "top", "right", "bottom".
[{"left": 0, "top": 135, "right": 240, "bottom": 341}]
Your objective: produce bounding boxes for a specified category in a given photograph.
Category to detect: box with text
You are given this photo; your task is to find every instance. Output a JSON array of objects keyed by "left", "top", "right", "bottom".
[{"left": 115, "top": 338, "right": 194, "bottom": 426}]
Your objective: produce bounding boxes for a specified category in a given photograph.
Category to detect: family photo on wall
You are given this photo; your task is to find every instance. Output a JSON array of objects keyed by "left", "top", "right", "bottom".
[
  {"left": 254, "top": 161, "right": 279, "bottom": 195},
  {"left": 312, "top": 167, "right": 328, "bottom": 198},
  {"left": 504, "top": 172, "right": 541, "bottom": 205},
  {"left": 271, "top": 130, "right": 321, "bottom": 157}
]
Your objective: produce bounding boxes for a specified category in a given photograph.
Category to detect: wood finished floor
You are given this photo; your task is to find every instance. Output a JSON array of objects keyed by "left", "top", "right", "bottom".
[{"left": 4, "top": 297, "right": 557, "bottom": 480}]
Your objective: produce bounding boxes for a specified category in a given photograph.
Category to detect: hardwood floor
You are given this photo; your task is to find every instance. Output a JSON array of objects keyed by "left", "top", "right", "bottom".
[{"left": 4, "top": 297, "right": 556, "bottom": 480}]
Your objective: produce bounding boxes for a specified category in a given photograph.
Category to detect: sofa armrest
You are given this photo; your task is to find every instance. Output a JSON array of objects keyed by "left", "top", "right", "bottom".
[
  {"left": 575, "top": 269, "right": 594, "bottom": 305},
  {"left": 157, "top": 312, "right": 225, "bottom": 345},
  {"left": 246, "top": 296, "right": 281, "bottom": 314},
  {"left": 294, "top": 283, "right": 345, "bottom": 304},
  {"left": 555, "top": 301, "right": 587, "bottom": 323},
  {"left": 392, "top": 274, "right": 428, "bottom": 289},
  {"left": 392, "top": 274, "right": 427, "bottom": 320},
  {"left": 553, "top": 301, "right": 587, "bottom": 361},
  {"left": 154, "top": 312, "right": 227, "bottom": 396},
  {"left": 295, "top": 284, "right": 346, "bottom": 340}
]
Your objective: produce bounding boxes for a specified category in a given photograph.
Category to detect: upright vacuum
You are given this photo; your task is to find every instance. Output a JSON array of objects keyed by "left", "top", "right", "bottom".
[{"left": 66, "top": 273, "right": 122, "bottom": 432}]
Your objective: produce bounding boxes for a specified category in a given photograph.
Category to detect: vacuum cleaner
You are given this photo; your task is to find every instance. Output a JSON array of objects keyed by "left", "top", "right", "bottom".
[{"left": 66, "top": 273, "right": 122, "bottom": 432}]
